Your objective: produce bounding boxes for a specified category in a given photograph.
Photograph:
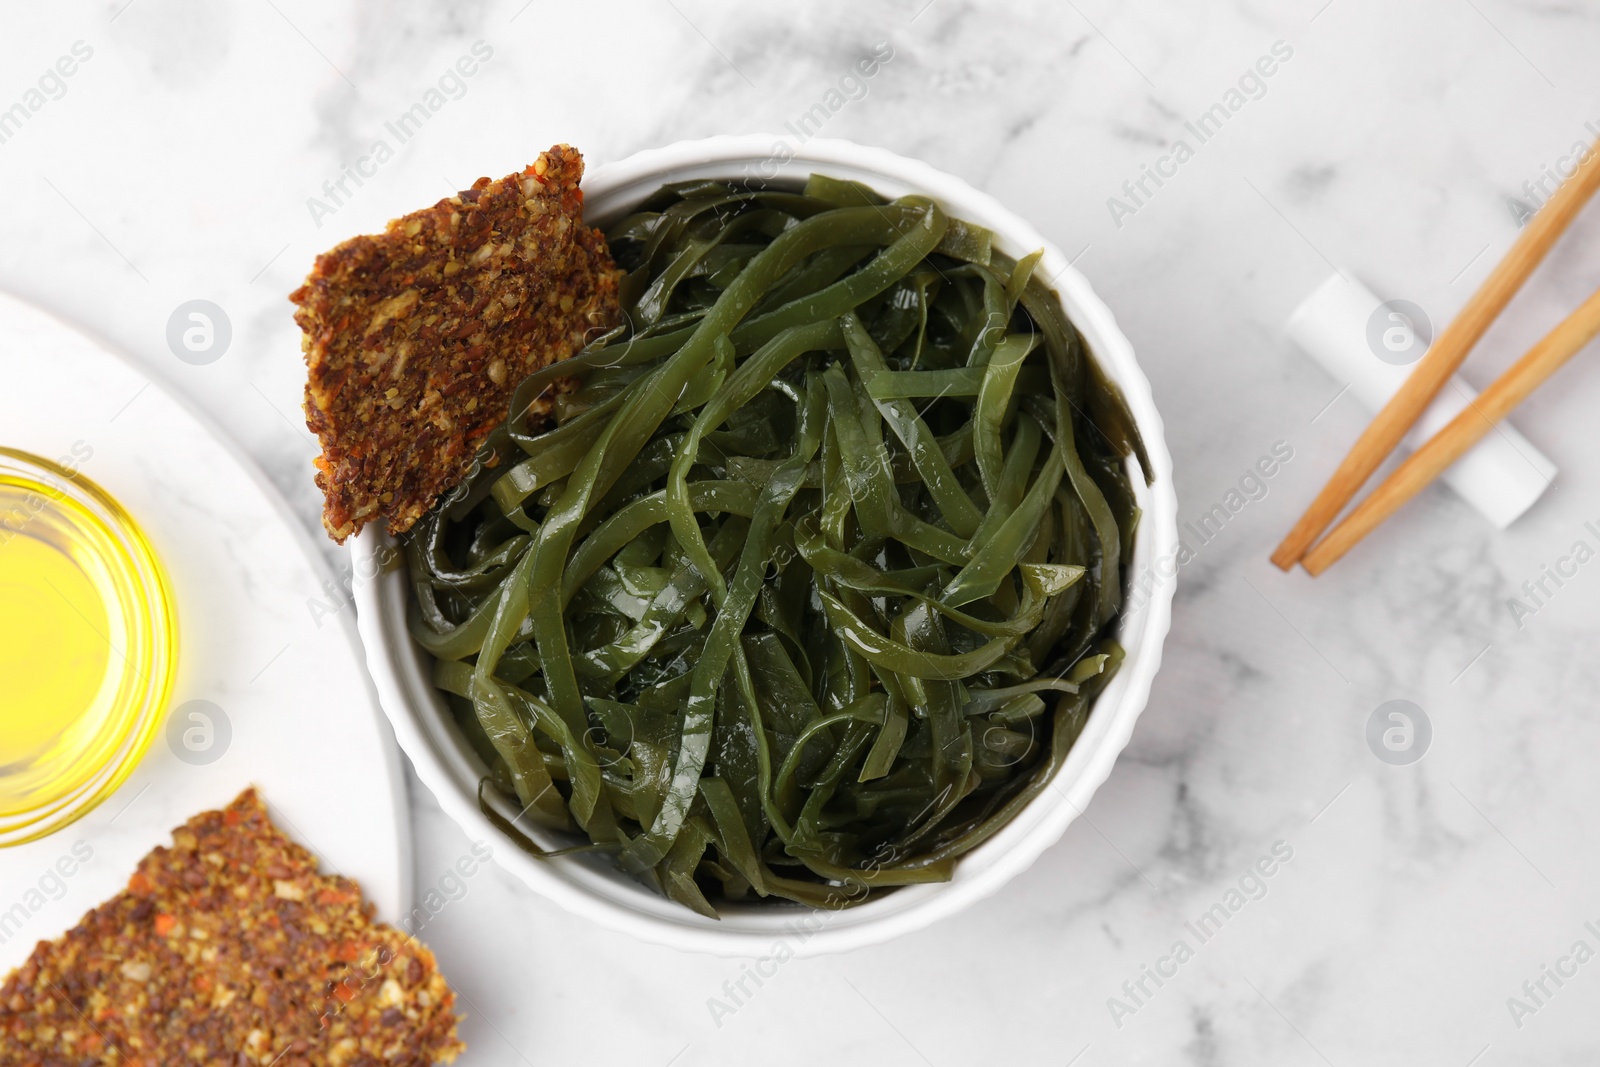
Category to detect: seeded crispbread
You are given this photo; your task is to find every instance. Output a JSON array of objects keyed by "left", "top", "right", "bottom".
[
  {"left": 0, "top": 789, "right": 464, "bottom": 1066},
  {"left": 292, "top": 144, "right": 621, "bottom": 542}
]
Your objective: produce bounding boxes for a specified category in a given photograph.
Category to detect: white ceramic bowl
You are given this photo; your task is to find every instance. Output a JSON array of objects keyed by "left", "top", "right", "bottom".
[{"left": 351, "top": 135, "right": 1177, "bottom": 957}]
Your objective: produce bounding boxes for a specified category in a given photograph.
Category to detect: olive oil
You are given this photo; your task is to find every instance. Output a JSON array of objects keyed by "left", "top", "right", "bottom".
[
  {"left": 0, "top": 494, "right": 116, "bottom": 797},
  {"left": 0, "top": 451, "right": 175, "bottom": 844}
]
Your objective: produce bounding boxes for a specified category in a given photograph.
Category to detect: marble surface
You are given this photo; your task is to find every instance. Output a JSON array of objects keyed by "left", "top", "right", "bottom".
[{"left": 4, "top": 0, "right": 1600, "bottom": 1063}]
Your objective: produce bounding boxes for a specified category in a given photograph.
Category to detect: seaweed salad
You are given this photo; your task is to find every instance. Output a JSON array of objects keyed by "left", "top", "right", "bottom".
[{"left": 405, "top": 173, "right": 1150, "bottom": 916}]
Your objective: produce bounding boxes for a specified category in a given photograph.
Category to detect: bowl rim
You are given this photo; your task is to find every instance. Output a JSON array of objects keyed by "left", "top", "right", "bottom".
[{"left": 350, "top": 134, "right": 1178, "bottom": 957}]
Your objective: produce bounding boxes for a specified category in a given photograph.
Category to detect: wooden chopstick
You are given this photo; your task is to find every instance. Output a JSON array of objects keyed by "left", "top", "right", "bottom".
[
  {"left": 1302, "top": 285, "right": 1600, "bottom": 574},
  {"left": 1271, "top": 135, "right": 1600, "bottom": 572}
]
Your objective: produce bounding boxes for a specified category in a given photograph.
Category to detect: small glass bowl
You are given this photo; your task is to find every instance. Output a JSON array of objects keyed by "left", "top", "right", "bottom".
[{"left": 0, "top": 447, "right": 176, "bottom": 846}]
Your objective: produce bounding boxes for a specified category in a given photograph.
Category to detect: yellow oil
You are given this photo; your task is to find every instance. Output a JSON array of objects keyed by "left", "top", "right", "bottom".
[
  {"left": 0, "top": 461, "right": 173, "bottom": 839},
  {"left": 0, "top": 513, "right": 114, "bottom": 778}
]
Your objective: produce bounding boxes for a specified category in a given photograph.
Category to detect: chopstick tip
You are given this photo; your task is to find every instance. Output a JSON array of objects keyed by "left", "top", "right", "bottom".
[{"left": 1269, "top": 543, "right": 1303, "bottom": 572}]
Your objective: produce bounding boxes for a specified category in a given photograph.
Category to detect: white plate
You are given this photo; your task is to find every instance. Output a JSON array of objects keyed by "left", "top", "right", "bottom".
[
  {"left": 0, "top": 291, "right": 408, "bottom": 972},
  {"left": 353, "top": 136, "right": 1178, "bottom": 956}
]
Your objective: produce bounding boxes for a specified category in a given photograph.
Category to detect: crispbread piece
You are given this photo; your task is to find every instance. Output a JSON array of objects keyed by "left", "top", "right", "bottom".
[
  {"left": 0, "top": 789, "right": 464, "bottom": 1066},
  {"left": 292, "top": 144, "right": 621, "bottom": 543}
]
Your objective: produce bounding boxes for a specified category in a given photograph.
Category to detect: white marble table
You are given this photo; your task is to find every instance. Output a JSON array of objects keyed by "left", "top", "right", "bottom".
[{"left": 5, "top": 1, "right": 1600, "bottom": 1063}]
